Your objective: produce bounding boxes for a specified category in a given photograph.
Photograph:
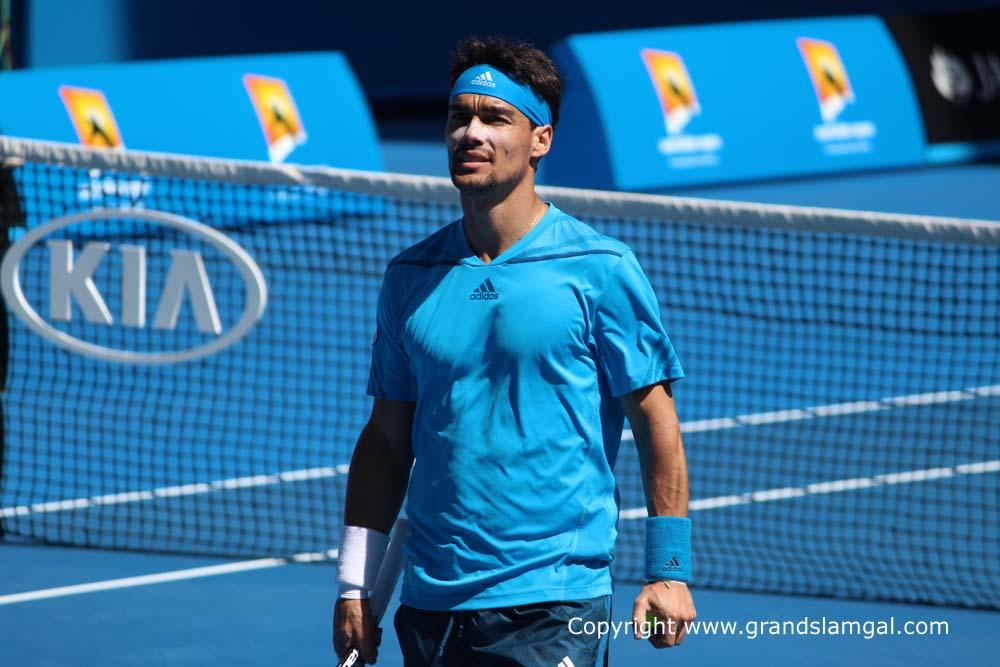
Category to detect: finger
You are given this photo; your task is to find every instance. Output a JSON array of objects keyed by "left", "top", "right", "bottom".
[
  {"left": 664, "top": 614, "right": 681, "bottom": 647},
  {"left": 653, "top": 614, "right": 675, "bottom": 648},
  {"left": 359, "top": 633, "right": 378, "bottom": 664},
  {"left": 646, "top": 608, "right": 681, "bottom": 648},
  {"left": 632, "top": 597, "right": 651, "bottom": 640},
  {"left": 649, "top": 612, "right": 675, "bottom": 647},
  {"left": 360, "top": 619, "right": 379, "bottom": 664},
  {"left": 333, "top": 600, "right": 352, "bottom": 656},
  {"left": 332, "top": 626, "right": 347, "bottom": 657},
  {"left": 675, "top": 619, "right": 688, "bottom": 645},
  {"left": 644, "top": 615, "right": 669, "bottom": 649}
]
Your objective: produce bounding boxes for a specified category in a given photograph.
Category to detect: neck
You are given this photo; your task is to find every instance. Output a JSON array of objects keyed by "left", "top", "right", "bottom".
[{"left": 460, "top": 177, "right": 545, "bottom": 263}]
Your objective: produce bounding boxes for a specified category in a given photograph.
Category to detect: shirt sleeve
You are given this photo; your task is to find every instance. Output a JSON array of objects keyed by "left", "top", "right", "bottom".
[
  {"left": 593, "top": 251, "right": 684, "bottom": 397},
  {"left": 366, "top": 270, "right": 417, "bottom": 401}
]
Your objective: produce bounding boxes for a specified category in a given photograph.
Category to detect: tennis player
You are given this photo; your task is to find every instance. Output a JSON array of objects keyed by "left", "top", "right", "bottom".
[{"left": 334, "top": 36, "right": 696, "bottom": 666}]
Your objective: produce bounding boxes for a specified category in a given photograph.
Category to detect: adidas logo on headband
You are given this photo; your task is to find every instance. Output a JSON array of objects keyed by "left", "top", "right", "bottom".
[
  {"left": 470, "top": 71, "right": 497, "bottom": 88},
  {"left": 451, "top": 66, "right": 552, "bottom": 126}
]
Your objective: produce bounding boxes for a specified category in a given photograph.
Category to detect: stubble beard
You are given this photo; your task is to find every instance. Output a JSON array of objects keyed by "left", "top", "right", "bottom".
[
  {"left": 451, "top": 161, "right": 529, "bottom": 197},
  {"left": 451, "top": 170, "right": 498, "bottom": 193}
]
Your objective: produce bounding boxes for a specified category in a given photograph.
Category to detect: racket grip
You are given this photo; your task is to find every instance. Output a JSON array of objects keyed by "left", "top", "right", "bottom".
[
  {"left": 337, "top": 648, "right": 362, "bottom": 667},
  {"left": 336, "top": 518, "right": 410, "bottom": 666}
]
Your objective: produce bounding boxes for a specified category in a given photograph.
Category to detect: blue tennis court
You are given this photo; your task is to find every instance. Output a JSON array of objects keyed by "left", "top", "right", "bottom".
[
  {"left": 3, "top": 4, "right": 1000, "bottom": 665},
  {"left": 1, "top": 138, "right": 997, "bottom": 664},
  {"left": 2, "top": 542, "right": 997, "bottom": 666}
]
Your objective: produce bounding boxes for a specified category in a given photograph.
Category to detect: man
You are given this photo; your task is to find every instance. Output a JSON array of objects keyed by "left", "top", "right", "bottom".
[{"left": 334, "top": 36, "right": 696, "bottom": 666}]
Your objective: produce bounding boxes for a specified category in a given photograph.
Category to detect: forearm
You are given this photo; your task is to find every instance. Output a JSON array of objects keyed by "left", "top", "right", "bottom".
[
  {"left": 622, "top": 390, "right": 697, "bottom": 645},
  {"left": 343, "top": 420, "right": 412, "bottom": 533},
  {"left": 630, "top": 390, "right": 689, "bottom": 518}
]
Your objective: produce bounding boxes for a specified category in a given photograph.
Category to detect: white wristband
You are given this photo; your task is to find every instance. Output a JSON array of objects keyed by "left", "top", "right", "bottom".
[
  {"left": 338, "top": 583, "right": 369, "bottom": 600},
  {"left": 336, "top": 525, "right": 390, "bottom": 594}
]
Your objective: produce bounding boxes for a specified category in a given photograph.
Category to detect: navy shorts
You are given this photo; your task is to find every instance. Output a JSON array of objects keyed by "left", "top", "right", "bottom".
[{"left": 394, "top": 595, "right": 611, "bottom": 667}]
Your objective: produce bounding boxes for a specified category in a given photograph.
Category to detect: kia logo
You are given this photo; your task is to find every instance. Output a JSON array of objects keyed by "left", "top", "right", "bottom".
[{"left": 1, "top": 208, "right": 267, "bottom": 364}]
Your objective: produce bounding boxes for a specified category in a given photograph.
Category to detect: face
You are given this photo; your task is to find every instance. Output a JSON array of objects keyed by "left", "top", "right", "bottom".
[{"left": 446, "top": 94, "right": 549, "bottom": 194}]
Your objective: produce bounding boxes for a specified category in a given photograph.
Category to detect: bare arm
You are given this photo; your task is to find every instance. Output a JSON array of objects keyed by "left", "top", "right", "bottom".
[
  {"left": 620, "top": 382, "right": 688, "bottom": 519},
  {"left": 343, "top": 398, "right": 416, "bottom": 532},
  {"left": 620, "top": 382, "right": 696, "bottom": 649},
  {"left": 334, "top": 397, "right": 415, "bottom": 662}
]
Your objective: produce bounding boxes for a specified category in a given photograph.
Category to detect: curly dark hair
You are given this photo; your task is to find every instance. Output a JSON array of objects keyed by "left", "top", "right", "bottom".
[{"left": 450, "top": 36, "right": 562, "bottom": 127}]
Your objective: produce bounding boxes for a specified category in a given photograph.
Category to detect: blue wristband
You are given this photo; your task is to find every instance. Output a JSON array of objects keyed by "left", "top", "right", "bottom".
[{"left": 645, "top": 516, "right": 692, "bottom": 583}]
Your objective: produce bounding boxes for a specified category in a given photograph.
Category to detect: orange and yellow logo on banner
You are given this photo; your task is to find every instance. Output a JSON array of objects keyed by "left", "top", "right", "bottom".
[
  {"left": 640, "top": 49, "right": 700, "bottom": 135},
  {"left": 243, "top": 74, "right": 308, "bottom": 163},
  {"left": 58, "top": 86, "right": 124, "bottom": 149},
  {"left": 797, "top": 38, "right": 855, "bottom": 123}
]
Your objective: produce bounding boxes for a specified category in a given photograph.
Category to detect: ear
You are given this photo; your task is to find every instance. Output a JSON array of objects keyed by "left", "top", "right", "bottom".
[{"left": 531, "top": 123, "right": 554, "bottom": 159}]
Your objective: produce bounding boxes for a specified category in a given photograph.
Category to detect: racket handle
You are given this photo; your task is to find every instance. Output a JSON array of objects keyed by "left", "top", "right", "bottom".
[
  {"left": 370, "top": 518, "right": 410, "bottom": 621},
  {"left": 337, "top": 648, "right": 361, "bottom": 667},
  {"left": 336, "top": 518, "right": 411, "bottom": 667}
]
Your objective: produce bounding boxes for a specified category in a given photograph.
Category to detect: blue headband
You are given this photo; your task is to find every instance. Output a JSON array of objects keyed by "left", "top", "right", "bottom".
[{"left": 449, "top": 64, "right": 552, "bottom": 126}]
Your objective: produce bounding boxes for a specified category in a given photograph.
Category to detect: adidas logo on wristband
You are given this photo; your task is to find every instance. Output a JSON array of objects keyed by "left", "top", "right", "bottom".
[{"left": 662, "top": 556, "right": 682, "bottom": 572}]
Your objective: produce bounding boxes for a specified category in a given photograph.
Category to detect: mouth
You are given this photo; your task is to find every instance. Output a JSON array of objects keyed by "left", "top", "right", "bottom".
[{"left": 453, "top": 151, "right": 491, "bottom": 169}]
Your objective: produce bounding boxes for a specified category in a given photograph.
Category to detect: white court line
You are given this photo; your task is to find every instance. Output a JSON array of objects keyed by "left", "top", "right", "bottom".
[
  {"left": 620, "top": 383, "right": 995, "bottom": 444},
  {"left": 0, "top": 464, "right": 351, "bottom": 519},
  {"left": 0, "top": 558, "right": 287, "bottom": 606},
  {"left": 1, "top": 384, "right": 997, "bottom": 604},
  {"left": 9, "top": 451, "right": 997, "bottom": 605},
  {"left": 4, "top": 384, "right": 994, "bottom": 520},
  {"left": 0, "top": 547, "right": 343, "bottom": 606},
  {"left": 617, "top": 458, "right": 1000, "bottom": 520}
]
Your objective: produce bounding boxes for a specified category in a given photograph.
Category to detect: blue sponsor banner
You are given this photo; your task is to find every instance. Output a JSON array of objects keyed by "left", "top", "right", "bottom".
[
  {"left": 0, "top": 52, "right": 382, "bottom": 170},
  {"left": 541, "top": 17, "right": 925, "bottom": 190}
]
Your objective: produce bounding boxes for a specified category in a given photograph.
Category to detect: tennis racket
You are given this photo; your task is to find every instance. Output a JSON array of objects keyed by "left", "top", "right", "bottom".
[{"left": 337, "top": 517, "right": 411, "bottom": 667}]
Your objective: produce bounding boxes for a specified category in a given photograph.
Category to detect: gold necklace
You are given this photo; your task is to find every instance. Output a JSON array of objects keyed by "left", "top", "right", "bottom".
[
  {"left": 465, "top": 202, "right": 547, "bottom": 262},
  {"left": 514, "top": 202, "right": 546, "bottom": 244}
]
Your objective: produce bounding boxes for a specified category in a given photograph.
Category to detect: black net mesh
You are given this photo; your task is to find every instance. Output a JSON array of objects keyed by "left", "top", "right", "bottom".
[{"left": 1, "top": 142, "right": 997, "bottom": 608}]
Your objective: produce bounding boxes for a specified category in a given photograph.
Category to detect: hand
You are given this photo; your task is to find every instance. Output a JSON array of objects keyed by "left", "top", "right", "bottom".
[
  {"left": 632, "top": 581, "right": 696, "bottom": 648},
  {"left": 333, "top": 597, "right": 381, "bottom": 664}
]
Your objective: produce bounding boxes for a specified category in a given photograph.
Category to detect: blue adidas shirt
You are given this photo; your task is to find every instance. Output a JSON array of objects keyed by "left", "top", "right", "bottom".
[{"left": 368, "top": 203, "right": 684, "bottom": 610}]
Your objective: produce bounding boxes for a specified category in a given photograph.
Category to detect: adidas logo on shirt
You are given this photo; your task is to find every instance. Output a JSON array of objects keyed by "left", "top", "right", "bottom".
[
  {"left": 470, "top": 71, "right": 497, "bottom": 88},
  {"left": 662, "top": 556, "right": 682, "bottom": 572},
  {"left": 470, "top": 278, "right": 500, "bottom": 301},
  {"left": 558, "top": 658, "right": 576, "bottom": 667}
]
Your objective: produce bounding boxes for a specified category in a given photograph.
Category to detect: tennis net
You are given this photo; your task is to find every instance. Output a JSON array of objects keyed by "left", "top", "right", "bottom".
[{"left": 1, "top": 137, "right": 997, "bottom": 608}]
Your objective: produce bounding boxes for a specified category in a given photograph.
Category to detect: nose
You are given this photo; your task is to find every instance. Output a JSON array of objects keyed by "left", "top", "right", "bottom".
[{"left": 460, "top": 115, "right": 488, "bottom": 145}]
